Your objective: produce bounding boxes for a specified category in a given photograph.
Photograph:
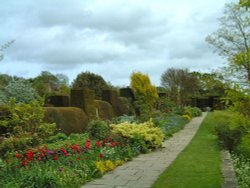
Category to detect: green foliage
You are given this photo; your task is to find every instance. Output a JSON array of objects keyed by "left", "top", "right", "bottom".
[
  {"left": 0, "top": 78, "right": 38, "bottom": 104},
  {"left": 183, "top": 106, "right": 202, "bottom": 118},
  {"left": 0, "top": 99, "right": 55, "bottom": 136},
  {"left": 72, "top": 71, "right": 109, "bottom": 99},
  {"left": 44, "top": 107, "right": 89, "bottom": 135},
  {"left": 0, "top": 99, "right": 56, "bottom": 157},
  {"left": 130, "top": 72, "right": 158, "bottom": 121},
  {"left": 206, "top": 2, "right": 250, "bottom": 83},
  {"left": 191, "top": 71, "right": 227, "bottom": 97},
  {"left": 31, "top": 71, "right": 70, "bottom": 97},
  {"left": 226, "top": 86, "right": 250, "bottom": 118},
  {"left": 157, "top": 96, "right": 176, "bottom": 113},
  {"left": 153, "top": 113, "right": 188, "bottom": 138},
  {"left": 95, "top": 100, "right": 115, "bottom": 120},
  {"left": 237, "top": 133, "right": 250, "bottom": 158},
  {"left": 240, "top": 0, "right": 250, "bottom": 7},
  {"left": 112, "top": 115, "right": 138, "bottom": 124},
  {"left": 214, "top": 112, "right": 250, "bottom": 152},
  {"left": 88, "top": 120, "right": 112, "bottom": 140},
  {"left": 44, "top": 133, "right": 67, "bottom": 144}
]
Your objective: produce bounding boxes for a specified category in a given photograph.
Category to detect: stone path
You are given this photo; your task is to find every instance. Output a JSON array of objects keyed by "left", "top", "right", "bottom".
[
  {"left": 81, "top": 112, "right": 207, "bottom": 188},
  {"left": 221, "top": 150, "right": 238, "bottom": 188}
]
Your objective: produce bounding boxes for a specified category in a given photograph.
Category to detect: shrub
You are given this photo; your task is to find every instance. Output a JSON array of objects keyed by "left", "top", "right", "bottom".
[
  {"left": 183, "top": 106, "right": 202, "bottom": 118},
  {"left": 95, "top": 100, "right": 114, "bottom": 120},
  {"left": 214, "top": 113, "right": 249, "bottom": 151},
  {"left": 130, "top": 72, "right": 159, "bottom": 121},
  {"left": 153, "top": 113, "right": 188, "bottom": 138},
  {"left": 88, "top": 120, "right": 112, "bottom": 140},
  {"left": 0, "top": 99, "right": 56, "bottom": 138},
  {"left": 111, "top": 120, "right": 164, "bottom": 149},
  {"left": 1, "top": 78, "right": 38, "bottom": 104},
  {"left": 44, "top": 107, "right": 88, "bottom": 135},
  {"left": 236, "top": 133, "right": 250, "bottom": 158}
]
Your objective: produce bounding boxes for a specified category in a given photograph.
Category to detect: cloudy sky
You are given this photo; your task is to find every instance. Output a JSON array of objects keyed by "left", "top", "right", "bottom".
[{"left": 0, "top": 0, "right": 234, "bottom": 86}]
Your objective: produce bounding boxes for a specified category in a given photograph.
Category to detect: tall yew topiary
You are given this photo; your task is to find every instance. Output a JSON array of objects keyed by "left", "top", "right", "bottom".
[{"left": 130, "top": 72, "right": 158, "bottom": 121}]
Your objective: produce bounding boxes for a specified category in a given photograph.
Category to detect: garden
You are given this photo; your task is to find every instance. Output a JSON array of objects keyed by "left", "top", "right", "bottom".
[{"left": 0, "top": 71, "right": 204, "bottom": 188}]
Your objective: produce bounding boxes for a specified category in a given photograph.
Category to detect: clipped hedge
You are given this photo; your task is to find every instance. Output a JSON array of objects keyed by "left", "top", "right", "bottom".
[
  {"left": 95, "top": 100, "right": 114, "bottom": 120},
  {"left": 44, "top": 107, "right": 89, "bottom": 135},
  {"left": 70, "top": 89, "right": 96, "bottom": 120},
  {"left": 45, "top": 95, "right": 70, "bottom": 107}
]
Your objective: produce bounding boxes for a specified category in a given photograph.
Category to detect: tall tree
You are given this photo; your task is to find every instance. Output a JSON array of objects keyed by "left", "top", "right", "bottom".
[
  {"left": 72, "top": 71, "right": 109, "bottom": 99},
  {"left": 206, "top": 3, "right": 250, "bottom": 83},
  {"left": 161, "top": 68, "right": 199, "bottom": 105}
]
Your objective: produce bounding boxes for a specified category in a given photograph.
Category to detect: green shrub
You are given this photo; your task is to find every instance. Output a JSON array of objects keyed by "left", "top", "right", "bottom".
[
  {"left": 45, "top": 133, "right": 68, "bottom": 144},
  {"left": 0, "top": 99, "right": 56, "bottom": 137},
  {"left": 112, "top": 115, "right": 138, "bottom": 124},
  {"left": 95, "top": 100, "right": 114, "bottom": 120},
  {"left": 88, "top": 120, "right": 111, "bottom": 140},
  {"left": 183, "top": 106, "right": 202, "bottom": 118},
  {"left": 153, "top": 113, "right": 188, "bottom": 138},
  {"left": 236, "top": 133, "right": 250, "bottom": 158},
  {"left": 214, "top": 113, "right": 249, "bottom": 151},
  {"left": 44, "top": 107, "right": 89, "bottom": 135}
]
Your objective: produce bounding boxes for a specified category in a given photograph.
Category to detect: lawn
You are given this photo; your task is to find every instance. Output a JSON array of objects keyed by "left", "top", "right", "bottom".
[{"left": 152, "top": 111, "right": 231, "bottom": 188}]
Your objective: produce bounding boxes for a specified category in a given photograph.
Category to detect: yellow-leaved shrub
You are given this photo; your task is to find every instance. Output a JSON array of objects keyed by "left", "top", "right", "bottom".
[{"left": 111, "top": 120, "right": 164, "bottom": 149}]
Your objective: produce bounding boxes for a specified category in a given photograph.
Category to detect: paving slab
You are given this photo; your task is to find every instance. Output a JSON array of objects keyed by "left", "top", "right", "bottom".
[{"left": 81, "top": 112, "right": 207, "bottom": 188}]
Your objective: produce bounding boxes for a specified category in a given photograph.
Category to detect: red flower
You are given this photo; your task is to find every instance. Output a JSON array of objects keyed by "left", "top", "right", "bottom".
[
  {"left": 85, "top": 139, "right": 91, "bottom": 150},
  {"left": 21, "top": 159, "right": 27, "bottom": 166},
  {"left": 15, "top": 153, "right": 22, "bottom": 159},
  {"left": 76, "top": 157, "right": 81, "bottom": 160},
  {"left": 26, "top": 150, "right": 34, "bottom": 161},
  {"left": 96, "top": 141, "right": 102, "bottom": 148},
  {"left": 99, "top": 153, "right": 104, "bottom": 159},
  {"left": 53, "top": 156, "right": 58, "bottom": 160},
  {"left": 37, "top": 157, "right": 42, "bottom": 161}
]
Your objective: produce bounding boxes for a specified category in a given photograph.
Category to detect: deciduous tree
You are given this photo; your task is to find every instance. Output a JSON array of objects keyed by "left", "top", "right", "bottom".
[{"left": 206, "top": 3, "right": 250, "bottom": 83}]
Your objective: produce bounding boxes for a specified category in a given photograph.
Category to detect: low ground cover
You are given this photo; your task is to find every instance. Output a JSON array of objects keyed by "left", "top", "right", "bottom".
[{"left": 152, "top": 111, "right": 223, "bottom": 188}]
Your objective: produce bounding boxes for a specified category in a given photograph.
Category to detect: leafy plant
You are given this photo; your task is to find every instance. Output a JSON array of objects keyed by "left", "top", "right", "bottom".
[
  {"left": 111, "top": 120, "right": 164, "bottom": 149},
  {"left": 88, "top": 120, "right": 112, "bottom": 140}
]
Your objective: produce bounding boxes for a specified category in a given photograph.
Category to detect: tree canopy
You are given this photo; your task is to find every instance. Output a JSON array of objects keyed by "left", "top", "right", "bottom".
[
  {"left": 161, "top": 68, "right": 199, "bottom": 105},
  {"left": 206, "top": 3, "right": 250, "bottom": 83},
  {"left": 72, "top": 71, "right": 109, "bottom": 99}
]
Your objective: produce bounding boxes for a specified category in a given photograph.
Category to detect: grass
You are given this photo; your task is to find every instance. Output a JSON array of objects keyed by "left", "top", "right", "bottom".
[{"left": 152, "top": 111, "right": 232, "bottom": 188}]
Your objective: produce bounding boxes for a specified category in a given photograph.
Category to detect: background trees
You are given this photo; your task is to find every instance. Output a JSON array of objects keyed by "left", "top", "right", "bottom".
[
  {"left": 31, "top": 71, "right": 70, "bottom": 97},
  {"left": 0, "top": 78, "right": 38, "bottom": 104},
  {"left": 161, "top": 68, "right": 199, "bottom": 105},
  {"left": 206, "top": 2, "right": 250, "bottom": 83},
  {"left": 72, "top": 71, "right": 109, "bottom": 99}
]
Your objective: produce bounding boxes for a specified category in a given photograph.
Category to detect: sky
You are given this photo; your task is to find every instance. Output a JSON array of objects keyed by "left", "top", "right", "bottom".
[{"left": 0, "top": 0, "right": 235, "bottom": 86}]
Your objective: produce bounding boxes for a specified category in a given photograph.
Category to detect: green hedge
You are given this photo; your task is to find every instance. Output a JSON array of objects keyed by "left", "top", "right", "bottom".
[
  {"left": 95, "top": 100, "right": 114, "bottom": 120},
  {"left": 44, "top": 107, "right": 89, "bottom": 135}
]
